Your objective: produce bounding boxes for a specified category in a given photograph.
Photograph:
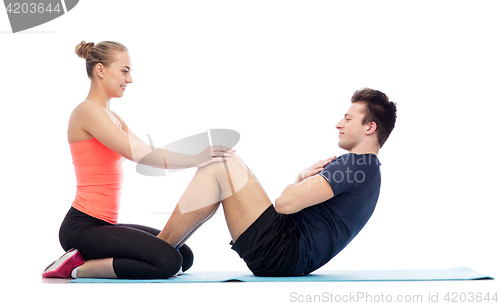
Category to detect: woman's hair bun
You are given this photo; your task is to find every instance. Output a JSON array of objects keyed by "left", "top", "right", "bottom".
[{"left": 75, "top": 41, "right": 95, "bottom": 59}]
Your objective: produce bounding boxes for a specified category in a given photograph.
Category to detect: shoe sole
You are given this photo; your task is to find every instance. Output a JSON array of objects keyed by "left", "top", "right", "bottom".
[{"left": 42, "top": 249, "right": 84, "bottom": 278}]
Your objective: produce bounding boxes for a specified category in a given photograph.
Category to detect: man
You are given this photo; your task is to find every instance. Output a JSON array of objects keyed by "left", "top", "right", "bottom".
[{"left": 158, "top": 88, "right": 397, "bottom": 276}]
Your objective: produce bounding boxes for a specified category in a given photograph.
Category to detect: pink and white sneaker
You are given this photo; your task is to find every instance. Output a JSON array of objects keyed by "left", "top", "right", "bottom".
[{"left": 42, "top": 249, "right": 85, "bottom": 278}]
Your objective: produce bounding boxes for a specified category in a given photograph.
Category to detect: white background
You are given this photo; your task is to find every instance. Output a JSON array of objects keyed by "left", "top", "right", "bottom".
[{"left": 1, "top": 1, "right": 498, "bottom": 305}]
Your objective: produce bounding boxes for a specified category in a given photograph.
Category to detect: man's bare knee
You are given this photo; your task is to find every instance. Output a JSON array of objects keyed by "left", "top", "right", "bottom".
[{"left": 214, "top": 157, "right": 250, "bottom": 200}]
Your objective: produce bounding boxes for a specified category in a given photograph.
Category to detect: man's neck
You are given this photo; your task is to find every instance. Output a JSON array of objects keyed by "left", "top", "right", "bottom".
[{"left": 348, "top": 143, "right": 380, "bottom": 156}]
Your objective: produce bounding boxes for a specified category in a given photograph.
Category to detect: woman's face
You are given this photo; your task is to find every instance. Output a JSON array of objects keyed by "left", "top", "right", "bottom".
[{"left": 101, "top": 51, "right": 133, "bottom": 99}]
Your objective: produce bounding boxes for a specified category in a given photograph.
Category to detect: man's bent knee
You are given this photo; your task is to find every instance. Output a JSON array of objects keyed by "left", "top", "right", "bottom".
[
  {"left": 178, "top": 157, "right": 250, "bottom": 214},
  {"left": 215, "top": 157, "right": 250, "bottom": 200}
]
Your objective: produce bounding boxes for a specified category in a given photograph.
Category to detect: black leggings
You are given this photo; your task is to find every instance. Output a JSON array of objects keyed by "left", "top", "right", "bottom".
[{"left": 59, "top": 207, "right": 182, "bottom": 279}]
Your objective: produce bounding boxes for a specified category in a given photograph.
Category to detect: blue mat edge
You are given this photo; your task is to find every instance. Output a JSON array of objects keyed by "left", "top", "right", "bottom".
[{"left": 70, "top": 266, "right": 494, "bottom": 283}]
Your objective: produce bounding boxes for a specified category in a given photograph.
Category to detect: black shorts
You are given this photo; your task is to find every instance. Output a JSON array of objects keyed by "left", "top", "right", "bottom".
[{"left": 230, "top": 205, "right": 300, "bottom": 277}]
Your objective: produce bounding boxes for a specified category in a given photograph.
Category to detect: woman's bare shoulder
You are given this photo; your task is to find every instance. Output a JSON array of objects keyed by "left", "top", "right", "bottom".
[
  {"left": 68, "top": 101, "right": 108, "bottom": 143},
  {"left": 71, "top": 100, "right": 104, "bottom": 116}
]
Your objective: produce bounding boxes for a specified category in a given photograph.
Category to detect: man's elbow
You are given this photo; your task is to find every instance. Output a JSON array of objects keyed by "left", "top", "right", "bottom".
[{"left": 275, "top": 197, "right": 296, "bottom": 215}]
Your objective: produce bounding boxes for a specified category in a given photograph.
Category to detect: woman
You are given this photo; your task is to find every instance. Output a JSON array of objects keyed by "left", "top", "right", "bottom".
[{"left": 42, "top": 41, "right": 233, "bottom": 279}]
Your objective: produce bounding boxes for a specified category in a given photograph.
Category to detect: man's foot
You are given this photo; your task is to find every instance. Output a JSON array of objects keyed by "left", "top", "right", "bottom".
[{"left": 42, "top": 248, "right": 85, "bottom": 278}]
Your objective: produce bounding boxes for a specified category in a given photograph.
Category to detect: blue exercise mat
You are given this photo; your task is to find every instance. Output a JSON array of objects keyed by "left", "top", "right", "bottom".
[{"left": 70, "top": 266, "right": 492, "bottom": 283}]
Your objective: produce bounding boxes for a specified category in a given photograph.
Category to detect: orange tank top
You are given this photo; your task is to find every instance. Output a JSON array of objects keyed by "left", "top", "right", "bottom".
[{"left": 70, "top": 115, "right": 125, "bottom": 224}]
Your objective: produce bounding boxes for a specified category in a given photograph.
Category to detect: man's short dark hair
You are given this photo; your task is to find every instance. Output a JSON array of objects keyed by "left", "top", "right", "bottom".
[{"left": 351, "top": 88, "right": 397, "bottom": 148}]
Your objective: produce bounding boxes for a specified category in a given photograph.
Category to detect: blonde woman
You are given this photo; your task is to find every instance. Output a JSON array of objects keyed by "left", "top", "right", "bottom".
[{"left": 42, "top": 41, "right": 233, "bottom": 279}]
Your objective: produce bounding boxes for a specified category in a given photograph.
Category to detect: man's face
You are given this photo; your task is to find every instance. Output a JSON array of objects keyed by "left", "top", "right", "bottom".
[{"left": 336, "top": 102, "right": 369, "bottom": 151}]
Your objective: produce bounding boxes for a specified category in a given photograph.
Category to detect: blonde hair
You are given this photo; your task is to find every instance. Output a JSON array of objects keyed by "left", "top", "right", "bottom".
[{"left": 75, "top": 41, "right": 128, "bottom": 78}]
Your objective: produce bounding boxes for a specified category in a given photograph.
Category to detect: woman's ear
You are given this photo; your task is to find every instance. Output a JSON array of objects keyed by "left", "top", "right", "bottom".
[{"left": 95, "top": 63, "right": 105, "bottom": 79}]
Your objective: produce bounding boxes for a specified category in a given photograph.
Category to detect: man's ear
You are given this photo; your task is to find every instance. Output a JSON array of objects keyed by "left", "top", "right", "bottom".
[{"left": 366, "top": 122, "right": 377, "bottom": 135}]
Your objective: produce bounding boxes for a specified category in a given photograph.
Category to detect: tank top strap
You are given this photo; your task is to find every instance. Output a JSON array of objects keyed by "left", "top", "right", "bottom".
[{"left": 111, "top": 113, "right": 123, "bottom": 130}]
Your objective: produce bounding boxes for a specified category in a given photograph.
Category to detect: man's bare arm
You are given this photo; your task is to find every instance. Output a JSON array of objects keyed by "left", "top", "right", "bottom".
[{"left": 275, "top": 157, "right": 335, "bottom": 214}]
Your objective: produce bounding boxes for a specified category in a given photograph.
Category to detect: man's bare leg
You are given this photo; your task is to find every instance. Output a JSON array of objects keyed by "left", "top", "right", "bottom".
[{"left": 157, "top": 154, "right": 272, "bottom": 247}]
